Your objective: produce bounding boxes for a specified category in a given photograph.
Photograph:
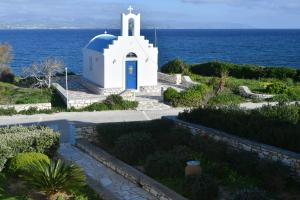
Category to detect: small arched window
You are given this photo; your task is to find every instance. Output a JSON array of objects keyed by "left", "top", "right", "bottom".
[
  {"left": 128, "top": 18, "right": 135, "bottom": 36},
  {"left": 126, "top": 52, "right": 137, "bottom": 58}
]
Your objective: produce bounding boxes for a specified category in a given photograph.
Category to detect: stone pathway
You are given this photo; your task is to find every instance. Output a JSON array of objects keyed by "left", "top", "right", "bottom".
[{"left": 59, "top": 143, "right": 156, "bottom": 200}]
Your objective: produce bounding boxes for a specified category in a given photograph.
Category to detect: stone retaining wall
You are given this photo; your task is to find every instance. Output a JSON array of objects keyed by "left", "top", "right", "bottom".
[
  {"left": 52, "top": 83, "right": 105, "bottom": 109},
  {"left": 158, "top": 72, "right": 181, "bottom": 85},
  {"left": 163, "top": 116, "right": 300, "bottom": 179},
  {"left": 0, "top": 103, "right": 51, "bottom": 112},
  {"left": 76, "top": 139, "right": 187, "bottom": 200}
]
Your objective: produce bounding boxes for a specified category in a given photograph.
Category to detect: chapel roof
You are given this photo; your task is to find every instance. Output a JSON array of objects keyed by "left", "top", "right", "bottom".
[{"left": 86, "top": 33, "right": 117, "bottom": 52}]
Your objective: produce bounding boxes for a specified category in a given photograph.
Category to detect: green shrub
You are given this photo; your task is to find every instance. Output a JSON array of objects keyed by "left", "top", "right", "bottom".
[
  {"left": 231, "top": 187, "right": 270, "bottom": 200},
  {"left": 256, "top": 160, "right": 289, "bottom": 192},
  {"left": 82, "top": 103, "right": 108, "bottom": 112},
  {"left": 163, "top": 88, "right": 180, "bottom": 104},
  {"left": 114, "top": 132, "right": 154, "bottom": 164},
  {"left": 0, "top": 126, "right": 59, "bottom": 171},
  {"left": 151, "top": 127, "right": 192, "bottom": 151},
  {"left": 161, "top": 59, "right": 189, "bottom": 74},
  {"left": 265, "top": 82, "right": 289, "bottom": 94},
  {"left": 22, "top": 159, "right": 86, "bottom": 200},
  {"left": 145, "top": 152, "right": 183, "bottom": 178},
  {"left": 96, "top": 120, "right": 174, "bottom": 148},
  {"left": 183, "top": 174, "right": 219, "bottom": 200},
  {"left": 0, "top": 108, "right": 17, "bottom": 116},
  {"left": 103, "top": 94, "right": 123, "bottom": 105},
  {"left": 7, "top": 152, "right": 50, "bottom": 174},
  {"left": 82, "top": 95, "right": 138, "bottom": 111},
  {"left": 179, "top": 105, "right": 300, "bottom": 153},
  {"left": 164, "top": 84, "right": 211, "bottom": 107}
]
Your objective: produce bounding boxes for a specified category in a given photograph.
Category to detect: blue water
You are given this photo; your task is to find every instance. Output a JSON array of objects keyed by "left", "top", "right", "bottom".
[{"left": 0, "top": 29, "right": 299, "bottom": 75}]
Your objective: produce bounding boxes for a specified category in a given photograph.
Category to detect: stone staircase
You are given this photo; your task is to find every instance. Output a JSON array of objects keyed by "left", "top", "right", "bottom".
[{"left": 135, "top": 95, "right": 170, "bottom": 111}]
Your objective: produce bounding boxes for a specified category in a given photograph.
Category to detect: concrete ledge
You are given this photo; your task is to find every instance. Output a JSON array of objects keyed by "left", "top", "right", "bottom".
[
  {"left": 0, "top": 103, "right": 51, "bottom": 112},
  {"left": 76, "top": 139, "right": 187, "bottom": 200},
  {"left": 158, "top": 72, "right": 181, "bottom": 85},
  {"left": 163, "top": 116, "right": 300, "bottom": 179}
]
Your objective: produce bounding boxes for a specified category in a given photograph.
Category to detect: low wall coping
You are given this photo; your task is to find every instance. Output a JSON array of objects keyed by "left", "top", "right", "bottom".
[{"left": 76, "top": 139, "right": 187, "bottom": 200}]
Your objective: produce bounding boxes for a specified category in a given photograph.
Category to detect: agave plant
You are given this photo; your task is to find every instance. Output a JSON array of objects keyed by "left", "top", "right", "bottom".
[{"left": 22, "top": 159, "right": 86, "bottom": 200}]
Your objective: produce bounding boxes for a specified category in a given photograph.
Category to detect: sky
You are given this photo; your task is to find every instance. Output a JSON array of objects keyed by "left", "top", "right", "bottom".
[{"left": 0, "top": 0, "right": 300, "bottom": 29}]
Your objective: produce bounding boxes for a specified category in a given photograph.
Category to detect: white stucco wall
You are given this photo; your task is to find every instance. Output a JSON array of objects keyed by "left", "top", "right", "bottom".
[
  {"left": 103, "top": 36, "right": 158, "bottom": 90},
  {"left": 83, "top": 49, "right": 105, "bottom": 87}
]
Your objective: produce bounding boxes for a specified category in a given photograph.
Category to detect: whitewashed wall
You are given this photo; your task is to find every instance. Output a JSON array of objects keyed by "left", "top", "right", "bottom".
[
  {"left": 83, "top": 49, "right": 105, "bottom": 87},
  {"left": 104, "top": 36, "right": 158, "bottom": 90}
]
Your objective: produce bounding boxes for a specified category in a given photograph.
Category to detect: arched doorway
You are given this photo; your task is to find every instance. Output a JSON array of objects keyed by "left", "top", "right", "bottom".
[{"left": 125, "top": 52, "right": 138, "bottom": 90}]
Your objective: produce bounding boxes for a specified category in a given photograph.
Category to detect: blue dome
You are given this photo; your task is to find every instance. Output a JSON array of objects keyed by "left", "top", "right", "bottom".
[{"left": 86, "top": 34, "right": 117, "bottom": 52}]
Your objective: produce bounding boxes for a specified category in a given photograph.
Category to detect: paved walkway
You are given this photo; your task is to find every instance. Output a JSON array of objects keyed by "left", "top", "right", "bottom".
[
  {"left": 59, "top": 143, "right": 156, "bottom": 200},
  {"left": 0, "top": 109, "right": 183, "bottom": 199}
]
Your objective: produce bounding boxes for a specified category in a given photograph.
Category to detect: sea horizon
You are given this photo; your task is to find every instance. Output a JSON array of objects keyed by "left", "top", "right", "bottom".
[{"left": 1, "top": 29, "right": 299, "bottom": 74}]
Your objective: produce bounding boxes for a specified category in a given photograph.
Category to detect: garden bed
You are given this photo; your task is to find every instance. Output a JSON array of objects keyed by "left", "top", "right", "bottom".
[
  {"left": 93, "top": 120, "right": 300, "bottom": 200},
  {"left": 0, "top": 125, "right": 102, "bottom": 200},
  {"left": 178, "top": 104, "right": 300, "bottom": 153}
]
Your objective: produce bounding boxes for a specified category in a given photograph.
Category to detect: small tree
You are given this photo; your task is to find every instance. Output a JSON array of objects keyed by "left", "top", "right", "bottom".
[
  {"left": 0, "top": 43, "right": 14, "bottom": 83},
  {"left": 23, "top": 159, "right": 86, "bottom": 200},
  {"left": 216, "top": 66, "right": 229, "bottom": 94},
  {"left": 22, "top": 58, "right": 64, "bottom": 88},
  {"left": 0, "top": 43, "right": 12, "bottom": 69}
]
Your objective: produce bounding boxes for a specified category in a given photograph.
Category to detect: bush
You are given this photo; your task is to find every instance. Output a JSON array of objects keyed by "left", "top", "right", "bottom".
[
  {"left": 0, "top": 126, "right": 60, "bottom": 171},
  {"left": 164, "top": 84, "right": 211, "bottom": 107},
  {"left": 256, "top": 160, "right": 289, "bottom": 192},
  {"left": 96, "top": 120, "right": 174, "bottom": 148},
  {"left": 7, "top": 152, "right": 50, "bottom": 174},
  {"left": 114, "top": 132, "right": 154, "bottom": 164},
  {"left": 163, "top": 87, "right": 180, "bottom": 104},
  {"left": 231, "top": 187, "right": 270, "bottom": 200},
  {"left": 265, "top": 82, "right": 289, "bottom": 94},
  {"left": 145, "top": 152, "right": 183, "bottom": 178},
  {"left": 151, "top": 127, "right": 192, "bottom": 151},
  {"left": 179, "top": 105, "right": 300, "bottom": 153},
  {"left": 183, "top": 174, "right": 219, "bottom": 200},
  {"left": 0, "top": 68, "right": 15, "bottom": 83},
  {"left": 161, "top": 59, "right": 189, "bottom": 74},
  {"left": 83, "top": 95, "right": 138, "bottom": 111},
  {"left": 103, "top": 94, "right": 123, "bottom": 105},
  {"left": 22, "top": 159, "right": 86, "bottom": 200}
]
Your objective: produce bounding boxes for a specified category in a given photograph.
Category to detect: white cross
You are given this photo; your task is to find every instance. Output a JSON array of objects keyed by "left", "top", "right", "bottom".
[
  {"left": 128, "top": 6, "right": 133, "bottom": 13},
  {"left": 104, "top": 30, "right": 107, "bottom": 34}
]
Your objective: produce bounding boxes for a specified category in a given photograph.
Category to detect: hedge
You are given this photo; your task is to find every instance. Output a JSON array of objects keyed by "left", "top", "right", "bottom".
[
  {"left": 0, "top": 126, "right": 60, "bottom": 171},
  {"left": 178, "top": 104, "right": 300, "bottom": 153},
  {"left": 190, "top": 61, "right": 300, "bottom": 81}
]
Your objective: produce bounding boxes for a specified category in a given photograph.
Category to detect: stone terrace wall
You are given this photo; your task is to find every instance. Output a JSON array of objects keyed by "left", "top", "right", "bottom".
[
  {"left": 0, "top": 103, "right": 51, "bottom": 112},
  {"left": 158, "top": 72, "right": 181, "bottom": 85},
  {"left": 163, "top": 116, "right": 300, "bottom": 179},
  {"left": 76, "top": 139, "right": 187, "bottom": 200}
]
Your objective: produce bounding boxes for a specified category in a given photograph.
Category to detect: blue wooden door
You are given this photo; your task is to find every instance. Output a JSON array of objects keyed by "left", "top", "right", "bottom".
[{"left": 126, "top": 61, "right": 137, "bottom": 89}]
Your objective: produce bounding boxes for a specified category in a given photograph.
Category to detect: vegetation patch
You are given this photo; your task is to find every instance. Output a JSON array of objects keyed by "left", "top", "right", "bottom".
[
  {"left": 0, "top": 82, "right": 52, "bottom": 105},
  {"left": 190, "top": 61, "right": 300, "bottom": 81},
  {"left": 160, "top": 58, "right": 189, "bottom": 74},
  {"left": 179, "top": 104, "right": 300, "bottom": 153},
  {"left": 0, "top": 126, "right": 60, "bottom": 171},
  {"left": 94, "top": 120, "right": 300, "bottom": 200},
  {"left": 163, "top": 84, "right": 212, "bottom": 107}
]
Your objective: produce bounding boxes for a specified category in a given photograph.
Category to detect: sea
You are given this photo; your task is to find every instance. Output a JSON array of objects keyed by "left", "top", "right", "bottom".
[{"left": 0, "top": 29, "right": 299, "bottom": 75}]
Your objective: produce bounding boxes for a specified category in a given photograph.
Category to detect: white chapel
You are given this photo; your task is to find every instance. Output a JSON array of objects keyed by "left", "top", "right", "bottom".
[{"left": 82, "top": 6, "right": 158, "bottom": 93}]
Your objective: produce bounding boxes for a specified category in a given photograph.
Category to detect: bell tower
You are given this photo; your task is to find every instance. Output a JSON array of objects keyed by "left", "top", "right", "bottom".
[{"left": 122, "top": 6, "right": 141, "bottom": 37}]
